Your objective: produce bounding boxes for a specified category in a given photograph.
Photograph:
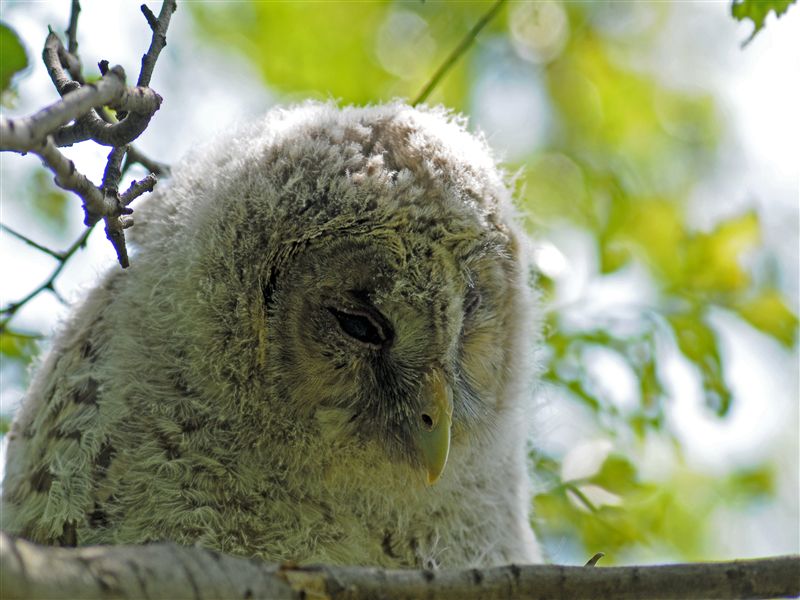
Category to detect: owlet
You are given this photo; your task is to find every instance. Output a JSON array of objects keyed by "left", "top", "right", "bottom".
[{"left": 2, "top": 102, "right": 543, "bottom": 568}]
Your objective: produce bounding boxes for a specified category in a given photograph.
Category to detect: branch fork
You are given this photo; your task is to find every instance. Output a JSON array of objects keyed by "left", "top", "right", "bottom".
[{"left": 0, "top": 0, "right": 175, "bottom": 278}]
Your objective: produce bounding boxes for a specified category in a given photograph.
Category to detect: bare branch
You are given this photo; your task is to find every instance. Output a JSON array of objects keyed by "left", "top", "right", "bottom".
[
  {"left": 0, "top": 534, "right": 798, "bottom": 600},
  {"left": 43, "top": 29, "right": 78, "bottom": 95},
  {"left": 103, "top": 215, "right": 131, "bottom": 268},
  {"left": 66, "top": 0, "right": 81, "bottom": 56},
  {"left": 101, "top": 146, "right": 127, "bottom": 195},
  {"left": 109, "top": 84, "right": 163, "bottom": 113},
  {"left": 0, "top": 0, "right": 174, "bottom": 286},
  {"left": 120, "top": 173, "right": 158, "bottom": 205},
  {"left": 141, "top": 4, "right": 160, "bottom": 32},
  {"left": 0, "top": 66, "right": 126, "bottom": 152},
  {"left": 413, "top": 0, "right": 506, "bottom": 106},
  {"left": 52, "top": 93, "right": 161, "bottom": 148},
  {"left": 137, "top": 1, "right": 177, "bottom": 87},
  {"left": 32, "top": 137, "right": 110, "bottom": 223}
]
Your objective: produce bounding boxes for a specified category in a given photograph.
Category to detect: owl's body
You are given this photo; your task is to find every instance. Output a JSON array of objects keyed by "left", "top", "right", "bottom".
[{"left": 2, "top": 103, "right": 542, "bottom": 567}]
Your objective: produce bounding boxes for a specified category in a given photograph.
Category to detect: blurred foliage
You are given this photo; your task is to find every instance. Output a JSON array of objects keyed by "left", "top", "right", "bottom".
[
  {"left": 0, "top": 22, "right": 28, "bottom": 101},
  {"left": 189, "top": 2, "right": 510, "bottom": 109},
  {"left": 0, "top": 330, "right": 37, "bottom": 364},
  {"left": 0, "top": 331, "right": 39, "bottom": 429},
  {"left": 533, "top": 450, "right": 776, "bottom": 560},
  {"left": 1, "top": 0, "right": 796, "bottom": 565},
  {"left": 731, "top": 0, "right": 797, "bottom": 43}
]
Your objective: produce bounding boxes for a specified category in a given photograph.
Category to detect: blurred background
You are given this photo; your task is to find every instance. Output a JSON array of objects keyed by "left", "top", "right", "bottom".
[{"left": 1, "top": 0, "right": 797, "bottom": 565}]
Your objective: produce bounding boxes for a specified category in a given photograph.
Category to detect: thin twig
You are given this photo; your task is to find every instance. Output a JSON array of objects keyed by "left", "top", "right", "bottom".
[
  {"left": 0, "top": 225, "right": 95, "bottom": 331},
  {"left": 137, "top": 1, "right": 177, "bottom": 88},
  {"left": 123, "top": 144, "right": 170, "bottom": 177},
  {"left": 66, "top": 0, "right": 81, "bottom": 56},
  {"left": 60, "top": 1, "right": 84, "bottom": 84},
  {"left": 33, "top": 136, "right": 110, "bottom": 223},
  {"left": 413, "top": 0, "right": 506, "bottom": 106},
  {"left": 101, "top": 146, "right": 127, "bottom": 195},
  {"left": 43, "top": 29, "right": 78, "bottom": 95},
  {"left": 0, "top": 223, "right": 63, "bottom": 260},
  {"left": 120, "top": 173, "right": 158, "bottom": 205},
  {"left": 91, "top": 107, "right": 170, "bottom": 177}
]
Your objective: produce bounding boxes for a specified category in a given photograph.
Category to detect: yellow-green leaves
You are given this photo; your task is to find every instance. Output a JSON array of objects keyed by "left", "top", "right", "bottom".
[
  {"left": 0, "top": 330, "right": 37, "bottom": 362},
  {"left": 668, "top": 312, "right": 732, "bottom": 416},
  {"left": 736, "top": 290, "right": 799, "bottom": 347},
  {"left": 683, "top": 212, "right": 760, "bottom": 293},
  {"left": 732, "top": 0, "right": 797, "bottom": 43},
  {"left": 1, "top": 22, "right": 28, "bottom": 98},
  {"left": 0, "top": 330, "right": 39, "bottom": 438},
  {"left": 534, "top": 450, "right": 778, "bottom": 562}
]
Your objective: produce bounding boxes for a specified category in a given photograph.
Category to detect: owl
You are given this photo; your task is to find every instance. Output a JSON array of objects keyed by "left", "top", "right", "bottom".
[{"left": 2, "top": 102, "right": 543, "bottom": 568}]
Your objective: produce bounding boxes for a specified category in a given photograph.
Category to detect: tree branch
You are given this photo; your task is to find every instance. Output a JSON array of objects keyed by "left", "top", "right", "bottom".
[
  {"left": 0, "top": 0, "right": 174, "bottom": 301},
  {"left": 0, "top": 63, "right": 127, "bottom": 152},
  {"left": 1, "top": 534, "right": 797, "bottom": 600},
  {"left": 137, "top": 1, "right": 176, "bottom": 88},
  {"left": 121, "top": 172, "right": 158, "bottom": 205},
  {"left": 65, "top": 0, "right": 81, "bottom": 56}
]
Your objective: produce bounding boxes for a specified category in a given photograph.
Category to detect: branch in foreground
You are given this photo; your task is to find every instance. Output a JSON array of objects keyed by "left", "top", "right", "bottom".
[
  {"left": 0, "top": 64, "right": 128, "bottom": 152},
  {"left": 0, "top": 0, "right": 174, "bottom": 282},
  {"left": 1, "top": 534, "right": 797, "bottom": 600}
]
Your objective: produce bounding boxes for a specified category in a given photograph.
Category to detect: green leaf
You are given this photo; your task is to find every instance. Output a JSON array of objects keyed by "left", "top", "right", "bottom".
[
  {"left": 731, "top": 0, "right": 797, "bottom": 43},
  {"left": 591, "top": 454, "right": 640, "bottom": 495},
  {"left": 735, "top": 289, "right": 799, "bottom": 347},
  {"left": 0, "top": 22, "right": 28, "bottom": 93},
  {"left": 725, "top": 466, "right": 775, "bottom": 501},
  {"left": 682, "top": 211, "right": 760, "bottom": 293},
  {"left": 668, "top": 313, "right": 733, "bottom": 416},
  {"left": 0, "top": 414, "right": 10, "bottom": 436},
  {"left": 0, "top": 330, "right": 38, "bottom": 362}
]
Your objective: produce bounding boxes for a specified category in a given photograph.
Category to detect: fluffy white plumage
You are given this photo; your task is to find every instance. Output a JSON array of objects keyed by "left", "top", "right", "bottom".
[{"left": 2, "top": 102, "right": 543, "bottom": 567}]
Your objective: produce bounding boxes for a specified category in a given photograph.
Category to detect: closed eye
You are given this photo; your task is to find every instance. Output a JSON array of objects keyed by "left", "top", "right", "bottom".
[{"left": 327, "top": 306, "right": 392, "bottom": 348}]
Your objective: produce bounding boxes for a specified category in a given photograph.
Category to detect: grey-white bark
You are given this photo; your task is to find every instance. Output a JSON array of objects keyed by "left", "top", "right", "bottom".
[{"left": 1, "top": 533, "right": 798, "bottom": 600}]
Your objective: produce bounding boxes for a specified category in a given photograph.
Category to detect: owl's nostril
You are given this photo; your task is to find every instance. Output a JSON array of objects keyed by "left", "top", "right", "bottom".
[{"left": 421, "top": 413, "right": 434, "bottom": 430}]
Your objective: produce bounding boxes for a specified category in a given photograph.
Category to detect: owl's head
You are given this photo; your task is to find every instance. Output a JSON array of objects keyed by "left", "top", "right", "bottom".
[{"left": 139, "top": 102, "right": 538, "bottom": 486}]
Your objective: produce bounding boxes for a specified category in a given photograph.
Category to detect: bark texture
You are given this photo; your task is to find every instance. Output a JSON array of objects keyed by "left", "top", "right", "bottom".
[{"left": 1, "top": 533, "right": 798, "bottom": 599}]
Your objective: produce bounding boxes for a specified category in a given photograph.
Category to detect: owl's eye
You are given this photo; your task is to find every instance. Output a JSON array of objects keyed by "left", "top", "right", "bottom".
[{"left": 327, "top": 306, "right": 391, "bottom": 348}]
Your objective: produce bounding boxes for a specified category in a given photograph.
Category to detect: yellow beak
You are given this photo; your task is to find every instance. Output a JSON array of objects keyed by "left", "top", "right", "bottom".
[{"left": 414, "top": 369, "right": 453, "bottom": 485}]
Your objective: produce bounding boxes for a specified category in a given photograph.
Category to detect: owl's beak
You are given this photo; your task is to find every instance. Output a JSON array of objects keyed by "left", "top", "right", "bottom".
[{"left": 415, "top": 369, "right": 454, "bottom": 485}]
